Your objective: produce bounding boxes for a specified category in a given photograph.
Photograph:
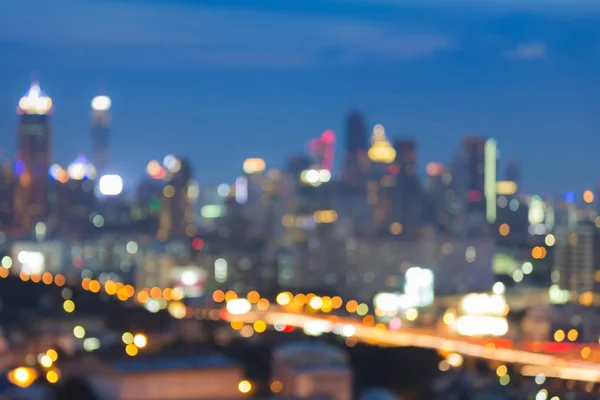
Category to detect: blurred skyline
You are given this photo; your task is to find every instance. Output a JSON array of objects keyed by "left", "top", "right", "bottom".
[{"left": 0, "top": 0, "right": 598, "bottom": 194}]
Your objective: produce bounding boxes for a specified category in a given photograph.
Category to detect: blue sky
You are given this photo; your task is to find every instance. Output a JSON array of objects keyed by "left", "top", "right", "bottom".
[{"left": 0, "top": 0, "right": 598, "bottom": 194}]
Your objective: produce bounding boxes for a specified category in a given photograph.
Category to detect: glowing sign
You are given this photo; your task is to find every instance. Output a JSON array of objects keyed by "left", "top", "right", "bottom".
[
  {"left": 226, "top": 299, "right": 251, "bottom": 315},
  {"left": 18, "top": 82, "right": 53, "bottom": 115},
  {"left": 235, "top": 176, "right": 248, "bottom": 204},
  {"left": 91, "top": 95, "right": 111, "bottom": 111},
  {"left": 98, "top": 175, "right": 123, "bottom": 196},
  {"left": 456, "top": 315, "right": 508, "bottom": 337},
  {"left": 404, "top": 267, "right": 434, "bottom": 308},
  {"left": 200, "top": 205, "right": 222, "bottom": 219},
  {"left": 484, "top": 138, "right": 497, "bottom": 223},
  {"left": 496, "top": 180, "right": 517, "bottom": 196},
  {"left": 243, "top": 158, "right": 266, "bottom": 174},
  {"left": 460, "top": 293, "right": 506, "bottom": 316},
  {"left": 367, "top": 124, "right": 396, "bottom": 164}
]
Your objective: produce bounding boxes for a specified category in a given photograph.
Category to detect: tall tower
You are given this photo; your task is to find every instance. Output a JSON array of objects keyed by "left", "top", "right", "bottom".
[
  {"left": 91, "top": 95, "right": 111, "bottom": 174},
  {"left": 15, "top": 82, "right": 53, "bottom": 231},
  {"left": 342, "top": 111, "right": 368, "bottom": 186}
]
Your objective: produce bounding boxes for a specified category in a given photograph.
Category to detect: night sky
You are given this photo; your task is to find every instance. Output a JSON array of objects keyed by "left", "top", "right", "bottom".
[{"left": 0, "top": 0, "right": 598, "bottom": 194}]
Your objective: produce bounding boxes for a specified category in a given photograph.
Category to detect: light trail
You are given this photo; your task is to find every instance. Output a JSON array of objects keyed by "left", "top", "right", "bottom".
[{"left": 224, "top": 310, "right": 600, "bottom": 383}]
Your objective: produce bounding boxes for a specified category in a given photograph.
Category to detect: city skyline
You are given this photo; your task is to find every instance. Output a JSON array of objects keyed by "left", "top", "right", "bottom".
[{"left": 0, "top": 0, "right": 598, "bottom": 194}]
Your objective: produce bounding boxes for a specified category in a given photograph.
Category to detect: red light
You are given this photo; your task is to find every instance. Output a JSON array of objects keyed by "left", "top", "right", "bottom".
[
  {"left": 73, "top": 256, "right": 84, "bottom": 268},
  {"left": 192, "top": 238, "right": 204, "bottom": 251},
  {"left": 283, "top": 325, "right": 294, "bottom": 333},
  {"left": 467, "top": 190, "right": 482, "bottom": 202},
  {"left": 387, "top": 165, "right": 401, "bottom": 176},
  {"left": 321, "top": 129, "right": 335, "bottom": 145}
]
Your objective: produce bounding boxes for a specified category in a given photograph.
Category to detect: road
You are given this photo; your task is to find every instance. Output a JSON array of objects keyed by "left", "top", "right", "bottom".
[{"left": 223, "top": 310, "right": 600, "bottom": 383}]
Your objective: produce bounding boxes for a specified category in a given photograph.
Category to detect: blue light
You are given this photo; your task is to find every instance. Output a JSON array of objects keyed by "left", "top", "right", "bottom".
[
  {"left": 563, "top": 192, "right": 576, "bottom": 204},
  {"left": 14, "top": 160, "right": 25, "bottom": 176}
]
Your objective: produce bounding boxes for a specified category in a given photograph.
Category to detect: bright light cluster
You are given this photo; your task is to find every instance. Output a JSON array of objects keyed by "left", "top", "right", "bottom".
[
  {"left": 18, "top": 82, "right": 53, "bottom": 115},
  {"left": 300, "top": 169, "right": 331, "bottom": 186},
  {"left": 368, "top": 124, "right": 396, "bottom": 164},
  {"left": 67, "top": 155, "right": 97, "bottom": 180}
]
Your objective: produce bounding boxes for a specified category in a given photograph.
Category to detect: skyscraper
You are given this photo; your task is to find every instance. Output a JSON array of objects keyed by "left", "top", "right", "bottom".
[
  {"left": 342, "top": 112, "right": 368, "bottom": 186},
  {"left": 393, "top": 139, "right": 416, "bottom": 177},
  {"left": 91, "top": 95, "right": 111, "bottom": 173},
  {"left": 15, "top": 82, "right": 53, "bottom": 231}
]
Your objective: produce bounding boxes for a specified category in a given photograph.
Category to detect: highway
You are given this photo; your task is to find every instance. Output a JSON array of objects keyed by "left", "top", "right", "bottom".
[{"left": 223, "top": 310, "right": 600, "bottom": 383}]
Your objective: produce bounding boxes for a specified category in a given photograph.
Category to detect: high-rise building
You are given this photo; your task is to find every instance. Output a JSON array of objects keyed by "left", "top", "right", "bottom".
[
  {"left": 91, "top": 95, "right": 111, "bottom": 173},
  {"left": 553, "top": 223, "right": 600, "bottom": 295},
  {"left": 393, "top": 139, "right": 416, "bottom": 177},
  {"left": 15, "top": 82, "right": 53, "bottom": 231},
  {"left": 461, "top": 136, "right": 497, "bottom": 224},
  {"left": 0, "top": 161, "right": 16, "bottom": 229},
  {"left": 342, "top": 112, "right": 368, "bottom": 186},
  {"left": 158, "top": 156, "right": 195, "bottom": 240}
]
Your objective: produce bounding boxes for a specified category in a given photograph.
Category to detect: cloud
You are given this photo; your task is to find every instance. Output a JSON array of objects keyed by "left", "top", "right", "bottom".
[
  {"left": 504, "top": 43, "right": 547, "bottom": 60},
  {"left": 0, "top": 0, "right": 451, "bottom": 67}
]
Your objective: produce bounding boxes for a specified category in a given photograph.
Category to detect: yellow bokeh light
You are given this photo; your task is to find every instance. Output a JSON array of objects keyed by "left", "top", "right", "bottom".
[
  {"left": 389, "top": 222, "right": 403, "bottom": 235},
  {"left": 171, "top": 287, "right": 185, "bottom": 301},
  {"left": 63, "top": 300, "right": 75, "bottom": 313},
  {"left": 46, "top": 349, "right": 58, "bottom": 362},
  {"left": 443, "top": 312, "right": 455, "bottom": 325},
  {"left": 89, "top": 280, "right": 101, "bottom": 293},
  {"left": 406, "top": 308, "right": 419, "bottom": 321},
  {"left": 150, "top": 287, "right": 162, "bottom": 299},
  {"left": 581, "top": 346, "right": 592, "bottom": 359},
  {"left": 133, "top": 334, "right": 147, "bottom": 348},
  {"left": 104, "top": 280, "right": 117, "bottom": 295},
  {"left": 238, "top": 380, "right": 252, "bottom": 394},
  {"left": 125, "top": 344, "right": 138, "bottom": 356},
  {"left": 253, "top": 320, "right": 267, "bottom": 333},
  {"left": 247, "top": 290, "right": 260, "bottom": 303},
  {"left": 73, "top": 325, "right": 86, "bottom": 339},
  {"left": 122, "top": 332, "right": 133, "bottom": 344},
  {"left": 225, "top": 290, "right": 238, "bottom": 302},
  {"left": 496, "top": 365, "right": 507, "bottom": 377},
  {"left": 270, "top": 380, "right": 283, "bottom": 393},
  {"left": 554, "top": 329, "right": 565, "bottom": 342},
  {"left": 583, "top": 190, "right": 594, "bottom": 203},
  {"left": 46, "top": 370, "right": 59, "bottom": 384},
  {"left": 308, "top": 296, "right": 323, "bottom": 310},
  {"left": 137, "top": 290, "right": 150, "bottom": 304},
  {"left": 231, "top": 320, "right": 244, "bottom": 330},
  {"left": 346, "top": 300, "right": 358, "bottom": 313},
  {"left": 256, "top": 298, "right": 270, "bottom": 311},
  {"left": 276, "top": 292, "right": 292, "bottom": 306},
  {"left": 293, "top": 293, "right": 306, "bottom": 306},
  {"left": 8, "top": 367, "right": 37, "bottom": 388},
  {"left": 42, "top": 272, "right": 53, "bottom": 285},
  {"left": 213, "top": 290, "right": 225, "bottom": 303},
  {"left": 567, "top": 329, "right": 578, "bottom": 342},
  {"left": 498, "top": 223, "right": 510, "bottom": 236},
  {"left": 40, "top": 355, "right": 53, "bottom": 368},
  {"left": 331, "top": 296, "right": 343, "bottom": 309}
]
